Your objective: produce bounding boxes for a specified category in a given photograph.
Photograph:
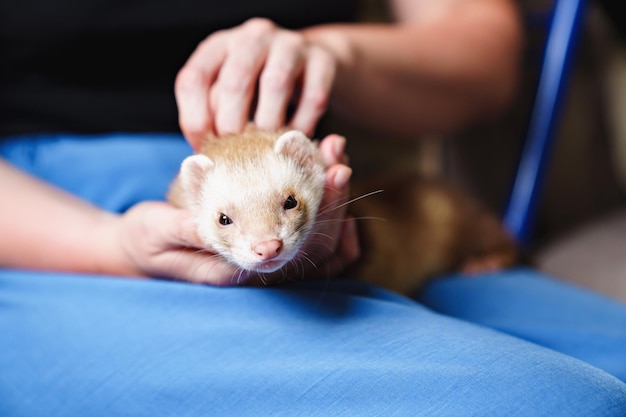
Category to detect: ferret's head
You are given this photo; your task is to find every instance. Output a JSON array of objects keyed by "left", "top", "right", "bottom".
[{"left": 178, "top": 130, "right": 326, "bottom": 274}]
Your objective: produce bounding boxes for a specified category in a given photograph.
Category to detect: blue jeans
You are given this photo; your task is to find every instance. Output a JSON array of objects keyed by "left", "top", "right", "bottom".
[{"left": 1, "top": 133, "right": 625, "bottom": 416}]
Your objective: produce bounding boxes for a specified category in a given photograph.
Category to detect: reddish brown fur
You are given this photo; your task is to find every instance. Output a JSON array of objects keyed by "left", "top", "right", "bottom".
[
  {"left": 168, "top": 125, "right": 290, "bottom": 208},
  {"left": 348, "top": 173, "right": 519, "bottom": 295}
]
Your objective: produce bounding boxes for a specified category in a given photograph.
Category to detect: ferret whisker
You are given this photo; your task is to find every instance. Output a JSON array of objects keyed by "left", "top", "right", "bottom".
[
  {"left": 285, "top": 258, "right": 298, "bottom": 278},
  {"left": 311, "top": 216, "right": 387, "bottom": 231},
  {"left": 303, "top": 237, "right": 336, "bottom": 255},
  {"left": 296, "top": 259, "right": 306, "bottom": 281},
  {"left": 349, "top": 216, "right": 388, "bottom": 223},
  {"left": 197, "top": 255, "right": 226, "bottom": 281},
  {"left": 298, "top": 250, "right": 319, "bottom": 272},
  {"left": 259, "top": 272, "right": 272, "bottom": 286},
  {"left": 167, "top": 246, "right": 208, "bottom": 282},
  {"left": 234, "top": 267, "right": 245, "bottom": 285},
  {"left": 318, "top": 189, "right": 384, "bottom": 216},
  {"left": 239, "top": 268, "right": 255, "bottom": 286},
  {"left": 307, "top": 231, "right": 334, "bottom": 246},
  {"left": 275, "top": 266, "right": 288, "bottom": 283},
  {"left": 277, "top": 265, "right": 290, "bottom": 283},
  {"left": 198, "top": 254, "right": 229, "bottom": 284},
  {"left": 292, "top": 258, "right": 306, "bottom": 282},
  {"left": 310, "top": 219, "right": 347, "bottom": 227}
]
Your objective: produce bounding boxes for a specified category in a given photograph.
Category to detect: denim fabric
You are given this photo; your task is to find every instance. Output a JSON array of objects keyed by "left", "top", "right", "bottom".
[
  {"left": 0, "top": 132, "right": 191, "bottom": 212},
  {"left": 1, "top": 134, "right": 625, "bottom": 416},
  {"left": 420, "top": 268, "right": 626, "bottom": 382}
]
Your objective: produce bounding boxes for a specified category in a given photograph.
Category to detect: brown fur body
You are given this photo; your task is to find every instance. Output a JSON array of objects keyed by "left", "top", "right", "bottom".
[{"left": 348, "top": 174, "right": 518, "bottom": 295}]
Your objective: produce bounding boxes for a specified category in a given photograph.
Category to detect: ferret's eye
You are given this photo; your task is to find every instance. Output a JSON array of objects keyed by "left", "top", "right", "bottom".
[
  {"left": 218, "top": 213, "right": 232, "bottom": 226},
  {"left": 283, "top": 195, "right": 298, "bottom": 210}
]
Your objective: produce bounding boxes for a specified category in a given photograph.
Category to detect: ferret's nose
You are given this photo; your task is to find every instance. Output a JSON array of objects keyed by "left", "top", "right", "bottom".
[{"left": 252, "top": 239, "right": 283, "bottom": 260}]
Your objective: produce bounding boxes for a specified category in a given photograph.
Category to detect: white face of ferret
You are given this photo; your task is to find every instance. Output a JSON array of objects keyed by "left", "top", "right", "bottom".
[{"left": 178, "top": 130, "right": 326, "bottom": 274}]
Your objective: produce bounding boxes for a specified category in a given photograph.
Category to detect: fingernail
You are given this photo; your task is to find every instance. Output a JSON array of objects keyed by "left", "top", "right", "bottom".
[
  {"left": 332, "top": 136, "right": 346, "bottom": 160},
  {"left": 333, "top": 166, "right": 352, "bottom": 190}
]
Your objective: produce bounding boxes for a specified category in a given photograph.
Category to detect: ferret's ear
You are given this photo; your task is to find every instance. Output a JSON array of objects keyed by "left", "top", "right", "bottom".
[
  {"left": 274, "top": 130, "right": 317, "bottom": 168},
  {"left": 179, "top": 154, "right": 214, "bottom": 197}
]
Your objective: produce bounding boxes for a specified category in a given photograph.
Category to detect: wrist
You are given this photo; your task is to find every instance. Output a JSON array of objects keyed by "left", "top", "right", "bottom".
[
  {"left": 301, "top": 24, "right": 358, "bottom": 87},
  {"left": 93, "top": 212, "right": 146, "bottom": 278},
  {"left": 303, "top": 25, "right": 355, "bottom": 64}
]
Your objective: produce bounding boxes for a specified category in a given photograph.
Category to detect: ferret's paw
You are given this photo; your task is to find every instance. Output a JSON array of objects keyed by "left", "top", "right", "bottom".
[{"left": 460, "top": 254, "right": 512, "bottom": 277}]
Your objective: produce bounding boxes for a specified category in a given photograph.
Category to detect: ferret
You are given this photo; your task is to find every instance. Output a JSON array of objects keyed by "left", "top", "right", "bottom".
[
  {"left": 168, "top": 124, "right": 518, "bottom": 294},
  {"left": 168, "top": 125, "right": 326, "bottom": 276}
]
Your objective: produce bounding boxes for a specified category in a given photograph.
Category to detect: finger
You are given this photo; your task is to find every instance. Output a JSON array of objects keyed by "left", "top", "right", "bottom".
[
  {"left": 169, "top": 208, "right": 205, "bottom": 249},
  {"left": 175, "top": 32, "right": 228, "bottom": 148},
  {"left": 214, "top": 18, "right": 275, "bottom": 135},
  {"left": 130, "top": 202, "right": 204, "bottom": 250},
  {"left": 154, "top": 248, "right": 245, "bottom": 286},
  {"left": 321, "top": 164, "right": 352, "bottom": 207},
  {"left": 289, "top": 45, "right": 336, "bottom": 136},
  {"left": 319, "top": 134, "right": 348, "bottom": 166},
  {"left": 316, "top": 165, "right": 351, "bottom": 243},
  {"left": 254, "top": 31, "right": 306, "bottom": 131}
]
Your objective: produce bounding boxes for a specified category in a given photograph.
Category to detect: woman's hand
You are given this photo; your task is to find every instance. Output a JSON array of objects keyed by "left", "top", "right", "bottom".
[
  {"left": 116, "top": 201, "right": 239, "bottom": 284},
  {"left": 175, "top": 18, "right": 338, "bottom": 149},
  {"left": 176, "top": 1, "right": 523, "bottom": 143}
]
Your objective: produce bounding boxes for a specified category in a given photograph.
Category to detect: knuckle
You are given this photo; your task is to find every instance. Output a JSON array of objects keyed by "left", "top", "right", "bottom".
[
  {"left": 220, "top": 63, "right": 254, "bottom": 93},
  {"left": 260, "top": 67, "right": 292, "bottom": 92},
  {"left": 175, "top": 66, "right": 202, "bottom": 93},
  {"left": 179, "top": 118, "right": 205, "bottom": 137},
  {"left": 302, "top": 89, "right": 329, "bottom": 112},
  {"left": 276, "top": 30, "right": 306, "bottom": 51},
  {"left": 243, "top": 17, "right": 276, "bottom": 35},
  {"left": 189, "top": 33, "right": 228, "bottom": 66},
  {"left": 196, "top": 32, "right": 222, "bottom": 52},
  {"left": 311, "top": 43, "right": 334, "bottom": 61}
]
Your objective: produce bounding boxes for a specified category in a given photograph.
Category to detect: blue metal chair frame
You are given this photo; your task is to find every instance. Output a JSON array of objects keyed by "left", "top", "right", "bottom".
[{"left": 503, "top": 0, "right": 587, "bottom": 245}]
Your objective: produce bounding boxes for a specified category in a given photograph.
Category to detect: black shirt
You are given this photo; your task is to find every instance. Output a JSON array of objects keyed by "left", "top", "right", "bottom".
[{"left": 0, "top": 0, "right": 359, "bottom": 136}]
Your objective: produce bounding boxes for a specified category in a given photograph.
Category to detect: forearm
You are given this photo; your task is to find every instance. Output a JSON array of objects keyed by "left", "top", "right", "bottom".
[
  {"left": 303, "top": 0, "right": 523, "bottom": 136},
  {"left": 0, "top": 160, "right": 141, "bottom": 276}
]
